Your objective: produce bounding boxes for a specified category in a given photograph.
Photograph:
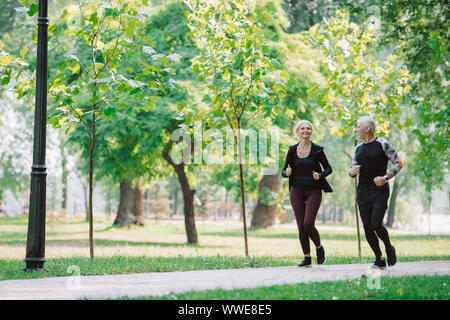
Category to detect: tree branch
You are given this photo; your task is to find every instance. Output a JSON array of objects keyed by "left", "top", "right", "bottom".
[
  {"left": 54, "top": 38, "right": 90, "bottom": 76},
  {"left": 225, "top": 113, "right": 235, "bottom": 131},
  {"left": 76, "top": 0, "right": 87, "bottom": 26},
  {"left": 91, "top": 32, "right": 97, "bottom": 78},
  {"left": 240, "top": 59, "right": 255, "bottom": 120},
  {"left": 97, "top": 14, "right": 123, "bottom": 77},
  {"left": 67, "top": 104, "right": 92, "bottom": 143},
  {"left": 241, "top": 109, "right": 260, "bottom": 127},
  {"left": 230, "top": 81, "right": 240, "bottom": 123}
]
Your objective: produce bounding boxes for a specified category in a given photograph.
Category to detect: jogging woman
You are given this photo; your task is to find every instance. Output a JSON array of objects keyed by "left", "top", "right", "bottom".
[{"left": 281, "top": 120, "right": 333, "bottom": 267}]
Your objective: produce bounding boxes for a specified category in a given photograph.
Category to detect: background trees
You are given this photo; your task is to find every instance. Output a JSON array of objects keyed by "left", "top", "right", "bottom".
[
  {"left": 0, "top": 0, "right": 448, "bottom": 247},
  {"left": 46, "top": 0, "right": 171, "bottom": 257}
]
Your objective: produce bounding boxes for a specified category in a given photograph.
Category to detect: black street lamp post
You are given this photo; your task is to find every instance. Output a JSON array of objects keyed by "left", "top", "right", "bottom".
[{"left": 24, "top": 0, "right": 48, "bottom": 271}]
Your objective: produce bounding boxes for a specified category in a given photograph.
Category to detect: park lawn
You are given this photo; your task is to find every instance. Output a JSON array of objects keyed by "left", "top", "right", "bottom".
[
  {"left": 120, "top": 275, "right": 450, "bottom": 300},
  {"left": 0, "top": 215, "right": 449, "bottom": 281}
]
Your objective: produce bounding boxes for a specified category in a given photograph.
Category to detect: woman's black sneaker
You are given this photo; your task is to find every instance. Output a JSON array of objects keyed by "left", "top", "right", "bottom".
[
  {"left": 386, "top": 246, "right": 397, "bottom": 266},
  {"left": 372, "top": 257, "right": 387, "bottom": 269},
  {"left": 316, "top": 246, "right": 326, "bottom": 264},
  {"left": 297, "top": 257, "right": 312, "bottom": 267}
]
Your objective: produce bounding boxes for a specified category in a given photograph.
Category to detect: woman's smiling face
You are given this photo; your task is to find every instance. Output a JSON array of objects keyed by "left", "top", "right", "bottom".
[{"left": 297, "top": 123, "right": 313, "bottom": 139}]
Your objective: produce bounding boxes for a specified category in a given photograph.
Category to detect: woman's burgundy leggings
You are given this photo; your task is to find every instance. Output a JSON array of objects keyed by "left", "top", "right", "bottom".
[{"left": 289, "top": 187, "right": 322, "bottom": 255}]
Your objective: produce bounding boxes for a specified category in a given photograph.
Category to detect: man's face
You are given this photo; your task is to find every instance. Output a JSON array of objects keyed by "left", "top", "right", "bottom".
[{"left": 355, "top": 120, "right": 369, "bottom": 140}]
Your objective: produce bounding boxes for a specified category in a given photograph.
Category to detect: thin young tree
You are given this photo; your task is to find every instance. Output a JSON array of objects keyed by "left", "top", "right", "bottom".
[
  {"left": 46, "top": 0, "right": 163, "bottom": 258},
  {"left": 186, "top": 0, "right": 285, "bottom": 257}
]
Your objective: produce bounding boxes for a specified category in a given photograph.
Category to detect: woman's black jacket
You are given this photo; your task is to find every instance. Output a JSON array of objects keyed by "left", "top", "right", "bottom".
[{"left": 281, "top": 142, "right": 333, "bottom": 193}]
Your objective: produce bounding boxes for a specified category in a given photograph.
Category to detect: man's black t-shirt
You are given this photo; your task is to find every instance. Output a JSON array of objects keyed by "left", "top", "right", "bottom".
[{"left": 350, "top": 137, "right": 403, "bottom": 186}]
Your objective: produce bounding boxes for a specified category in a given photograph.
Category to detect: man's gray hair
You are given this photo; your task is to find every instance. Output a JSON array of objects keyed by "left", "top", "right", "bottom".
[{"left": 359, "top": 116, "right": 376, "bottom": 133}]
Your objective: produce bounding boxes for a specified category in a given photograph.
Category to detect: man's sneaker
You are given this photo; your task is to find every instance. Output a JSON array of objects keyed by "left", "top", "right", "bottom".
[
  {"left": 386, "top": 246, "right": 397, "bottom": 266},
  {"left": 297, "top": 257, "right": 312, "bottom": 267},
  {"left": 372, "top": 257, "right": 387, "bottom": 269},
  {"left": 316, "top": 246, "right": 326, "bottom": 265}
]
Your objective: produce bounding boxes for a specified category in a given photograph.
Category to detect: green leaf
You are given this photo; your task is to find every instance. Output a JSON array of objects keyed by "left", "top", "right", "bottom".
[
  {"left": 426, "top": 39, "right": 437, "bottom": 49},
  {"left": 129, "top": 87, "right": 141, "bottom": 95},
  {"left": 1, "top": 69, "right": 11, "bottom": 85},
  {"left": 306, "top": 83, "right": 320, "bottom": 98},
  {"left": 104, "top": 8, "right": 116, "bottom": 18},
  {"left": 88, "top": 12, "right": 99, "bottom": 25},
  {"left": 65, "top": 126, "right": 75, "bottom": 135},
  {"left": 192, "top": 63, "right": 200, "bottom": 74},
  {"left": 18, "top": 0, "right": 34, "bottom": 5},
  {"left": 28, "top": 3, "right": 38, "bottom": 17},
  {"left": 103, "top": 107, "right": 116, "bottom": 117},
  {"left": 403, "top": 118, "right": 413, "bottom": 127}
]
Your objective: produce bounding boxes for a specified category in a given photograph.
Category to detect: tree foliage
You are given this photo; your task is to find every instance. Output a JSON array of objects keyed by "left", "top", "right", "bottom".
[
  {"left": 308, "top": 10, "right": 411, "bottom": 136},
  {"left": 335, "top": 0, "right": 449, "bottom": 190}
]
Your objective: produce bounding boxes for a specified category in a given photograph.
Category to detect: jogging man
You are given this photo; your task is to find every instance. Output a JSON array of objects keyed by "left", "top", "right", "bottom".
[{"left": 349, "top": 116, "right": 402, "bottom": 268}]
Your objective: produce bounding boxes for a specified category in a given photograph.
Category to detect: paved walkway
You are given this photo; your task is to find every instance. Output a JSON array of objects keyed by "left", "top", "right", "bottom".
[{"left": 0, "top": 260, "right": 449, "bottom": 300}]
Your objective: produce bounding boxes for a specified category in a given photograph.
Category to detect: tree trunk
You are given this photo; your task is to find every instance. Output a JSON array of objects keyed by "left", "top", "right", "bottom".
[
  {"left": 424, "top": 189, "right": 432, "bottom": 235},
  {"left": 113, "top": 180, "right": 135, "bottom": 227},
  {"left": 82, "top": 180, "right": 89, "bottom": 222},
  {"left": 170, "top": 174, "right": 179, "bottom": 217},
  {"left": 236, "top": 128, "right": 249, "bottom": 257},
  {"left": 224, "top": 189, "right": 229, "bottom": 218},
  {"left": 163, "top": 144, "right": 198, "bottom": 244},
  {"left": 286, "top": 0, "right": 299, "bottom": 33},
  {"left": 60, "top": 146, "right": 68, "bottom": 217},
  {"left": 251, "top": 170, "right": 282, "bottom": 229},
  {"left": 181, "top": 183, "right": 197, "bottom": 243},
  {"left": 105, "top": 185, "right": 112, "bottom": 217},
  {"left": 143, "top": 189, "right": 149, "bottom": 218},
  {"left": 448, "top": 190, "right": 449, "bottom": 216},
  {"left": 308, "top": 0, "right": 315, "bottom": 27},
  {"left": 174, "top": 182, "right": 179, "bottom": 218},
  {"left": 386, "top": 177, "right": 401, "bottom": 227},
  {"left": 132, "top": 183, "right": 145, "bottom": 226},
  {"left": 88, "top": 105, "right": 96, "bottom": 259}
]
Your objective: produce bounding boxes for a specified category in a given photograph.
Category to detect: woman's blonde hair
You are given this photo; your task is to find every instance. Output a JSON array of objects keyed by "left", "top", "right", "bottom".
[{"left": 293, "top": 120, "right": 313, "bottom": 139}]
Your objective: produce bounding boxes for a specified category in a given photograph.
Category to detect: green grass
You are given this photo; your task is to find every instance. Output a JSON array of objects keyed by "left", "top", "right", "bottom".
[
  {"left": 120, "top": 275, "right": 450, "bottom": 300},
  {"left": 0, "top": 255, "right": 295, "bottom": 280},
  {"left": 0, "top": 215, "right": 449, "bottom": 281}
]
